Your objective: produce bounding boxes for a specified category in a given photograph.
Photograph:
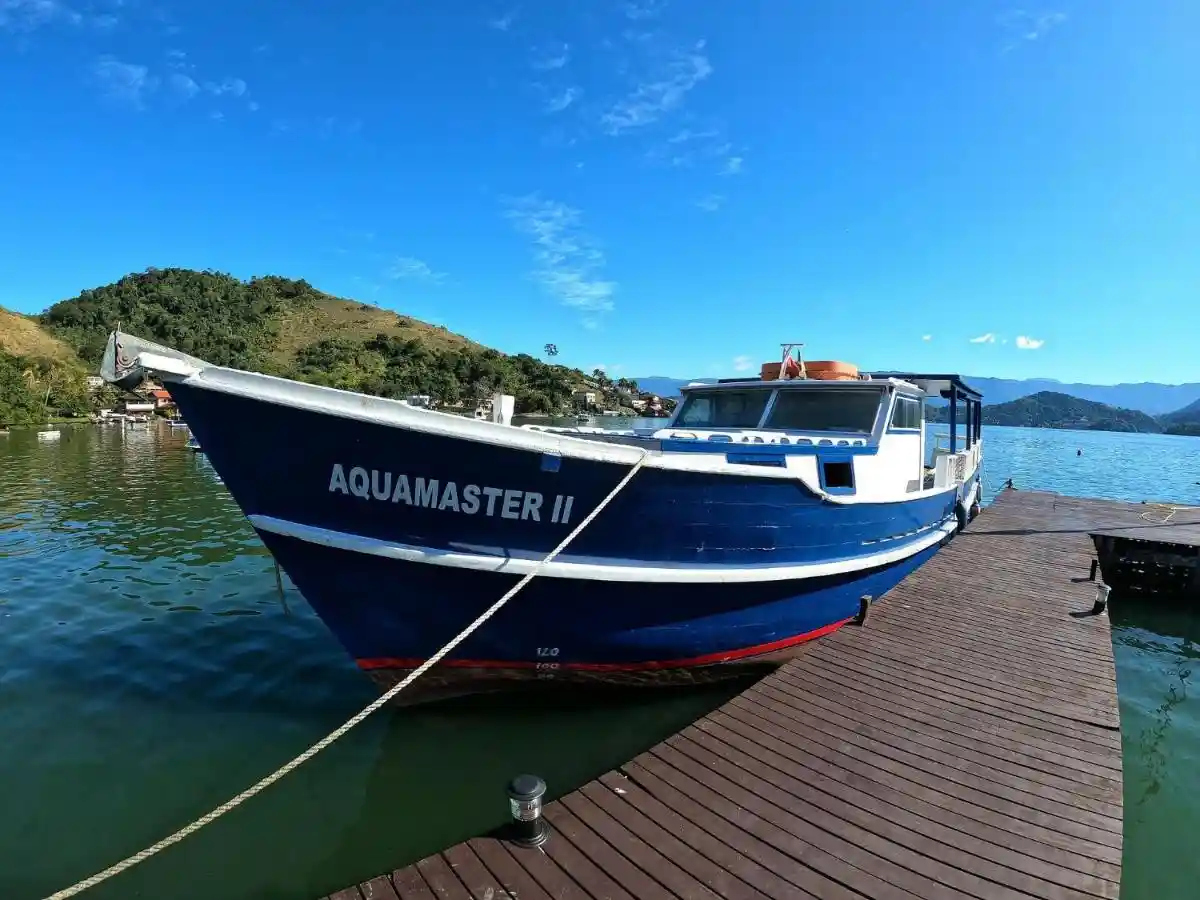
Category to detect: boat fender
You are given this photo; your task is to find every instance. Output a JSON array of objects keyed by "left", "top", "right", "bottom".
[{"left": 955, "top": 502, "right": 968, "bottom": 532}]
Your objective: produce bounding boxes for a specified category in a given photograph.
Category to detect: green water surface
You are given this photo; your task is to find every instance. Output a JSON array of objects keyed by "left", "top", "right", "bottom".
[{"left": 1, "top": 421, "right": 1198, "bottom": 899}]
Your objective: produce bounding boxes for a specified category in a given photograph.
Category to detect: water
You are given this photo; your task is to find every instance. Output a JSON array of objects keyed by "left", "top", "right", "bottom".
[{"left": 1, "top": 421, "right": 1198, "bottom": 899}]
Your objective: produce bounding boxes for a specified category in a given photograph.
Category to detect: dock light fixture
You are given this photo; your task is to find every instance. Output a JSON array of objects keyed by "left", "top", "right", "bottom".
[
  {"left": 1093, "top": 583, "right": 1111, "bottom": 615},
  {"left": 506, "top": 774, "right": 548, "bottom": 847}
]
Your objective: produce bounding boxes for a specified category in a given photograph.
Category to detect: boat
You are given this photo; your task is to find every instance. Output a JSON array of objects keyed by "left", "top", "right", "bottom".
[
  {"left": 185, "top": 437, "right": 202, "bottom": 452},
  {"left": 101, "top": 333, "right": 983, "bottom": 705},
  {"left": 169, "top": 420, "right": 191, "bottom": 429}
]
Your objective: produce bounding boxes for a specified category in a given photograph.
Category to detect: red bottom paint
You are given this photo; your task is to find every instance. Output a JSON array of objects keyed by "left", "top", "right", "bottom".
[{"left": 356, "top": 616, "right": 853, "bottom": 674}]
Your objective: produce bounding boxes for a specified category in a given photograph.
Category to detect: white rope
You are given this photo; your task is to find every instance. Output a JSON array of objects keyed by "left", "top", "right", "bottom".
[
  {"left": 44, "top": 449, "right": 651, "bottom": 900},
  {"left": 1140, "top": 503, "right": 1197, "bottom": 524}
]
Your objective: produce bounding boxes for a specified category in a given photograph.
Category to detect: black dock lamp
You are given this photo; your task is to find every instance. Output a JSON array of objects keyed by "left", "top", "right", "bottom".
[{"left": 506, "top": 774, "right": 549, "bottom": 847}]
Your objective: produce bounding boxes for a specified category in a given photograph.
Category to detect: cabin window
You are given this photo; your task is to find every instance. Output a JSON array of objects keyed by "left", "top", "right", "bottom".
[
  {"left": 764, "top": 389, "right": 881, "bottom": 433},
  {"left": 890, "top": 396, "right": 923, "bottom": 430},
  {"left": 675, "top": 390, "right": 772, "bottom": 429},
  {"left": 822, "top": 460, "right": 855, "bottom": 490}
]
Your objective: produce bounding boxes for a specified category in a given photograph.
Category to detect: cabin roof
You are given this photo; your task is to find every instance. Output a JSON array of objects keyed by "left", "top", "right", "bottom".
[
  {"left": 867, "top": 373, "right": 982, "bottom": 401},
  {"left": 682, "top": 372, "right": 982, "bottom": 402}
]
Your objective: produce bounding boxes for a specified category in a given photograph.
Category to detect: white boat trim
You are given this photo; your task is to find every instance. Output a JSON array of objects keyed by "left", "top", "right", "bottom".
[
  {"left": 155, "top": 364, "right": 974, "bottom": 505},
  {"left": 248, "top": 513, "right": 959, "bottom": 583}
]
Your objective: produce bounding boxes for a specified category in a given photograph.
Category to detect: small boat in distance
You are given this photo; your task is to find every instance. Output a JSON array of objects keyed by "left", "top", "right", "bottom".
[{"left": 102, "top": 333, "right": 983, "bottom": 705}]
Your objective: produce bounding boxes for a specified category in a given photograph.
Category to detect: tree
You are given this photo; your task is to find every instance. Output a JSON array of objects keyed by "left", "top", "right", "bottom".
[{"left": 543, "top": 343, "right": 558, "bottom": 358}]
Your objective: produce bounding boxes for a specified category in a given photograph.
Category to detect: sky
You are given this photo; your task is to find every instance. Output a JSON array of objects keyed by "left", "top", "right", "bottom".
[{"left": 1, "top": 1, "right": 1197, "bottom": 384}]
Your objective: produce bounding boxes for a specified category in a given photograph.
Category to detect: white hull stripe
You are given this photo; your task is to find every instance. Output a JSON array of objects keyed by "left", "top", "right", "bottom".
[{"left": 248, "top": 514, "right": 958, "bottom": 584}]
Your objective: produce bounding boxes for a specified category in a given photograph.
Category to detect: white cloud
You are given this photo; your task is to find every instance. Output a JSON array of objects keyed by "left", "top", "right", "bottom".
[
  {"left": 625, "top": 0, "right": 667, "bottom": 19},
  {"left": 649, "top": 127, "right": 745, "bottom": 175},
  {"left": 531, "top": 41, "right": 569, "bottom": 71},
  {"left": 1015, "top": 335, "right": 1045, "bottom": 350},
  {"left": 488, "top": 9, "right": 517, "bottom": 31},
  {"left": 247, "top": 100, "right": 260, "bottom": 112},
  {"left": 94, "top": 55, "right": 157, "bottom": 108},
  {"left": 165, "top": 49, "right": 188, "bottom": 69},
  {"left": 544, "top": 86, "right": 580, "bottom": 114},
  {"left": 732, "top": 355, "right": 755, "bottom": 373},
  {"left": 0, "top": 0, "right": 120, "bottom": 31},
  {"left": 388, "top": 257, "right": 447, "bottom": 284},
  {"left": 505, "top": 194, "right": 616, "bottom": 315},
  {"left": 968, "top": 333, "right": 996, "bottom": 344},
  {"left": 696, "top": 194, "right": 724, "bottom": 212},
  {"left": 168, "top": 72, "right": 199, "bottom": 99},
  {"left": 1, "top": 0, "right": 81, "bottom": 30},
  {"left": 601, "top": 40, "right": 712, "bottom": 135},
  {"left": 204, "top": 77, "right": 247, "bottom": 97},
  {"left": 922, "top": 334, "right": 932, "bottom": 342},
  {"left": 998, "top": 9, "right": 1067, "bottom": 51}
]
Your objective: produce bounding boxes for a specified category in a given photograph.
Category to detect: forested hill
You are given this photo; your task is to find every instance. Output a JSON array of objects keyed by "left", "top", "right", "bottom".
[
  {"left": 3, "top": 267, "right": 639, "bottom": 424},
  {"left": 0, "top": 306, "right": 96, "bottom": 425},
  {"left": 32, "top": 267, "right": 605, "bottom": 415},
  {"left": 931, "top": 391, "right": 1163, "bottom": 433}
]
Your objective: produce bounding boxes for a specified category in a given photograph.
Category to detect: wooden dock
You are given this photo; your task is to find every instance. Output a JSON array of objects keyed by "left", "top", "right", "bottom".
[
  {"left": 325, "top": 488, "right": 1126, "bottom": 900},
  {"left": 1087, "top": 498, "right": 1200, "bottom": 598}
]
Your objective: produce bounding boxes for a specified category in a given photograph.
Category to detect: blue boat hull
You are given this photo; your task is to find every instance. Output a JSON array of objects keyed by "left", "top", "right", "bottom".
[
  {"left": 166, "top": 378, "right": 969, "bottom": 701},
  {"left": 257, "top": 529, "right": 944, "bottom": 701}
]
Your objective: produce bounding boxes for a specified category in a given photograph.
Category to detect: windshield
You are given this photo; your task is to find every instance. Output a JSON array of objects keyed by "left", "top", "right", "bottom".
[
  {"left": 674, "top": 390, "right": 772, "bottom": 429},
  {"left": 763, "top": 388, "right": 882, "bottom": 433}
]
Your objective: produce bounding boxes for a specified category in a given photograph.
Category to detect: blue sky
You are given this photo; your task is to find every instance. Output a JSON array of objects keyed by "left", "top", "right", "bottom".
[{"left": 1, "top": 1, "right": 1197, "bottom": 384}]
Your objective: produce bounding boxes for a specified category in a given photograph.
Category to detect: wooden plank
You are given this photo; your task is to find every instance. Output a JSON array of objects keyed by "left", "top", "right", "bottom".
[
  {"left": 322, "top": 489, "right": 1127, "bottom": 900},
  {"left": 463, "top": 840, "right": 553, "bottom": 900},
  {"left": 359, "top": 876, "right": 400, "bottom": 900},
  {"left": 440, "top": 844, "right": 510, "bottom": 900},
  {"left": 543, "top": 801, "right": 676, "bottom": 900},
  {"left": 581, "top": 777, "right": 772, "bottom": 900},
  {"left": 388, "top": 866, "right": 437, "bottom": 900},
  {"left": 415, "top": 855, "right": 468, "bottom": 898},
  {"left": 695, "top": 710, "right": 1121, "bottom": 894}
]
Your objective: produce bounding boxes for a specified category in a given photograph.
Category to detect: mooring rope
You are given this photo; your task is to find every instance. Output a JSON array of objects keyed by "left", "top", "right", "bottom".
[
  {"left": 1140, "top": 503, "right": 1198, "bottom": 525},
  {"left": 44, "top": 449, "right": 651, "bottom": 900}
]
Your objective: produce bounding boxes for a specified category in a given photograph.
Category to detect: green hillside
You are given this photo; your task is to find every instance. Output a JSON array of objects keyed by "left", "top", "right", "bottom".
[
  {"left": 930, "top": 391, "right": 1163, "bottom": 433},
  {"left": 1161, "top": 397, "right": 1200, "bottom": 434},
  {"left": 12, "top": 267, "right": 635, "bottom": 419},
  {"left": 0, "top": 307, "right": 96, "bottom": 426}
]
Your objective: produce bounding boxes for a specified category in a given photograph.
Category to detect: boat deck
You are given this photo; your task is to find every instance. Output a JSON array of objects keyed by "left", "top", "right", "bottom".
[{"left": 324, "top": 488, "right": 1125, "bottom": 900}]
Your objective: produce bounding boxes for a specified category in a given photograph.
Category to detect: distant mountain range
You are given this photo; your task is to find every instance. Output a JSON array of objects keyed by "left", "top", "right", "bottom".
[
  {"left": 928, "top": 391, "right": 1169, "bottom": 434},
  {"left": 632, "top": 374, "right": 1200, "bottom": 416}
]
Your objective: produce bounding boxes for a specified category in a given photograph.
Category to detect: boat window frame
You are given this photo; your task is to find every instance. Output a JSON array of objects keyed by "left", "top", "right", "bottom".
[
  {"left": 760, "top": 385, "right": 887, "bottom": 436},
  {"left": 888, "top": 394, "right": 924, "bottom": 432},
  {"left": 671, "top": 387, "right": 776, "bottom": 431}
]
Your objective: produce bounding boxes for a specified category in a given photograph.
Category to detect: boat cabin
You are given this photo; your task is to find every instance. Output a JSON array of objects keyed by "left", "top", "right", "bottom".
[{"left": 655, "top": 367, "right": 982, "bottom": 502}]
